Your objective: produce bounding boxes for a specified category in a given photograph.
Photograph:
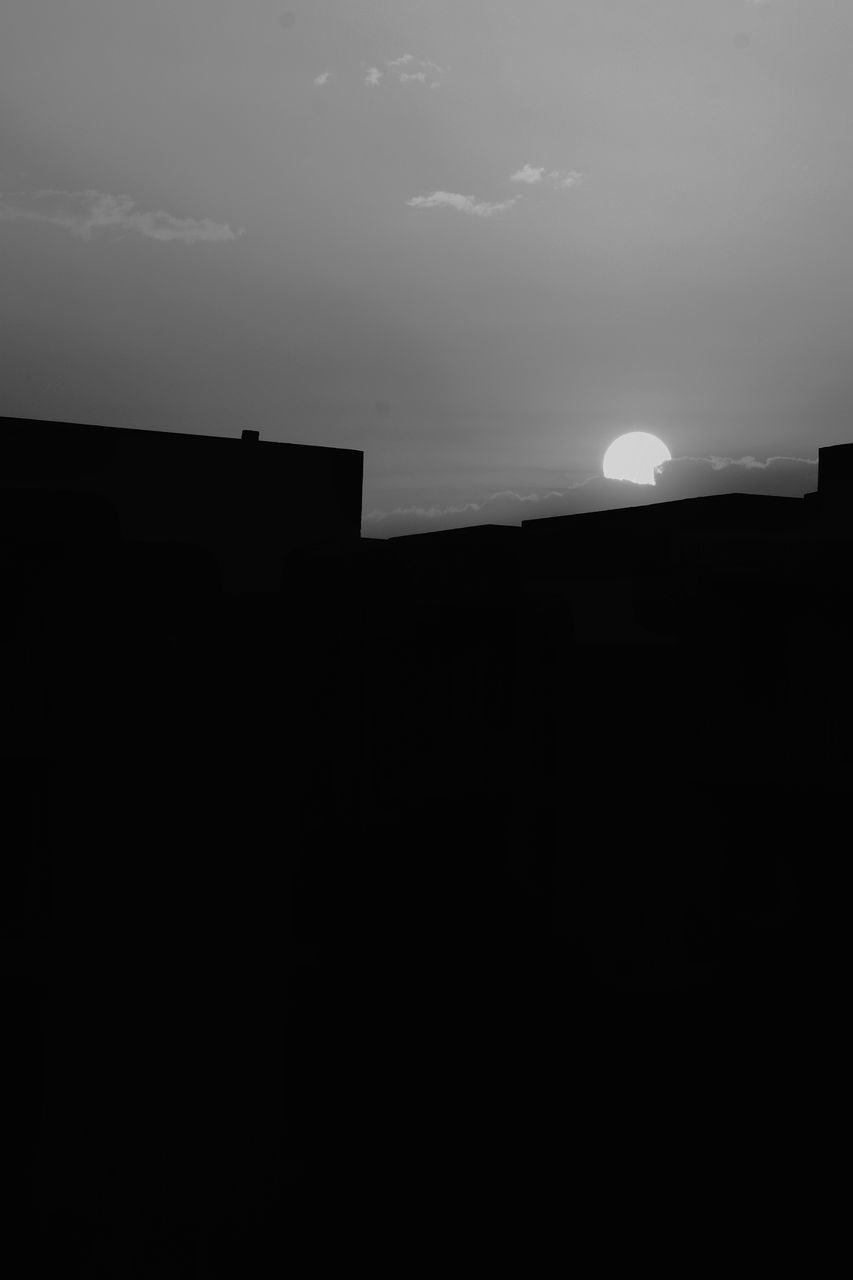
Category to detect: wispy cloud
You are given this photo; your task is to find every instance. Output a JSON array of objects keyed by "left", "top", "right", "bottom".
[
  {"left": 510, "top": 164, "right": 546, "bottom": 185},
  {"left": 0, "top": 188, "right": 243, "bottom": 243},
  {"left": 706, "top": 455, "right": 816, "bottom": 472},
  {"left": 313, "top": 71, "right": 331, "bottom": 86},
  {"left": 365, "top": 67, "right": 383, "bottom": 87},
  {"left": 421, "top": 59, "right": 444, "bottom": 89},
  {"left": 385, "top": 55, "right": 444, "bottom": 88},
  {"left": 548, "top": 169, "right": 584, "bottom": 189},
  {"left": 365, "top": 456, "right": 818, "bottom": 537},
  {"left": 365, "top": 501, "right": 484, "bottom": 523},
  {"left": 510, "top": 165, "right": 583, "bottom": 190},
  {"left": 405, "top": 191, "right": 520, "bottom": 218}
]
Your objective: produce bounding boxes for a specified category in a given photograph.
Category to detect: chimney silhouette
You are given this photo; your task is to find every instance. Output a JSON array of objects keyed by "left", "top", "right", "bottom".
[{"left": 241, "top": 430, "right": 260, "bottom": 442}]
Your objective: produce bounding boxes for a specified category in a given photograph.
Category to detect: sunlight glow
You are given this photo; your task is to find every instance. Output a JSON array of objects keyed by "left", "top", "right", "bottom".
[{"left": 603, "top": 432, "right": 672, "bottom": 485}]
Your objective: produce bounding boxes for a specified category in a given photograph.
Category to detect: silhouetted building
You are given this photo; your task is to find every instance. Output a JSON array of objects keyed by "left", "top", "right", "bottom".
[
  {"left": 0, "top": 416, "right": 363, "bottom": 589},
  {"left": 387, "top": 523, "right": 523, "bottom": 609},
  {"left": 11, "top": 411, "right": 838, "bottom": 1264},
  {"left": 817, "top": 443, "right": 853, "bottom": 531},
  {"left": 521, "top": 492, "right": 806, "bottom": 579}
]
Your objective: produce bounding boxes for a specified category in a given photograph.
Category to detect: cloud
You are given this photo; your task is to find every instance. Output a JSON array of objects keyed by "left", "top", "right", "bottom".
[
  {"left": 365, "top": 501, "right": 483, "bottom": 524},
  {"left": 510, "top": 164, "right": 546, "bottom": 185},
  {"left": 0, "top": 188, "right": 243, "bottom": 243},
  {"left": 548, "top": 170, "right": 584, "bottom": 189},
  {"left": 361, "top": 56, "right": 444, "bottom": 89},
  {"left": 405, "top": 190, "right": 520, "bottom": 217},
  {"left": 509, "top": 166, "right": 583, "bottom": 190},
  {"left": 655, "top": 455, "right": 817, "bottom": 499},
  {"left": 365, "top": 456, "right": 818, "bottom": 537},
  {"left": 313, "top": 71, "right": 331, "bottom": 86},
  {"left": 386, "top": 55, "right": 444, "bottom": 87}
]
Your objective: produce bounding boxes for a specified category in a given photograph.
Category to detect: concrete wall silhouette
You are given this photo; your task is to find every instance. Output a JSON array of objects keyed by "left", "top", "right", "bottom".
[
  {"left": 0, "top": 416, "right": 363, "bottom": 590},
  {"left": 817, "top": 442, "right": 853, "bottom": 534},
  {"left": 0, "top": 417, "right": 367, "bottom": 1241},
  {"left": 11, "top": 415, "right": 845, "bottom": 1262},
  {"left": 521, "top": 492, "right": 806, "bottom": 580}
]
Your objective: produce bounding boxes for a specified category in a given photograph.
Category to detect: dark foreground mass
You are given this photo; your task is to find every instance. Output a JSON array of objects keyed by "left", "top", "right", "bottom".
[{"left": 2, "top": 419, "right": 842, "bottom": 1272}]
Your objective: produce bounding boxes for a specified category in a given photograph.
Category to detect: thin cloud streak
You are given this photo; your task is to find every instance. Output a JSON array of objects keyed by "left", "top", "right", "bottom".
[
  {"left": 0, "top": 189, "right": 243, "bottom": 243},
  {"left": 365, "top": 456, "right": 818, "bottom": 536},
  {"left": 548, "top": 170, "right": 584, "bottom": 189},
  {"left": 374, "top": 54, "right": 444, "bottom": 88},
  {"left": 510, "top": 165, "right": 546, "bottom": 185},
  {"left": 510, "top": 166, "right": 583, "bottom": 189},
  {"left": 405, "top": 191, "right": 520, "bottom": 217}
]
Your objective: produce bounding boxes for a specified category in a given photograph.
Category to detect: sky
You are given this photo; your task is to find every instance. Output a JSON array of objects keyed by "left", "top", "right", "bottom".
[{"left": 1, "top": 0, "right": 847, "bottom": 536}]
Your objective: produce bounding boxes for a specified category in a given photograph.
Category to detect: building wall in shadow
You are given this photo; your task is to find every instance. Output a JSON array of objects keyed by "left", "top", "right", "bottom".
[
  {"left": 0, "top": 416, "right": 363, "bottom": 590},
  {"left": 817, "top": 443, "right": 853, "bottom": 529},
  {"left": 0, "top": 418, "right": 365, "bottom": 1241},
  {"left": 6, "top": 415, "right": 849, "bottom": 1259}
]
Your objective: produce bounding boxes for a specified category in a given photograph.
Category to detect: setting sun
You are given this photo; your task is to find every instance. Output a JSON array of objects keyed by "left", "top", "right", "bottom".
[{"left": 603, "top": 432, "right": 672, "bottom": 485}]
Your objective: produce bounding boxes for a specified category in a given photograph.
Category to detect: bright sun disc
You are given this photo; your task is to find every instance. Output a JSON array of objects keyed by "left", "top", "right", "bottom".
[{"left": 602, "top": 432, "right": 672, "bottom": 485}]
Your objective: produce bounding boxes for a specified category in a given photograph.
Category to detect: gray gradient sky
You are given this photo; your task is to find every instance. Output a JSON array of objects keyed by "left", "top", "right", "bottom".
[{"left": 1, "top": 1, "right": 846, "bottom": 534}]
